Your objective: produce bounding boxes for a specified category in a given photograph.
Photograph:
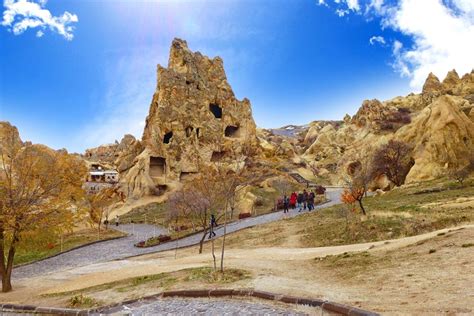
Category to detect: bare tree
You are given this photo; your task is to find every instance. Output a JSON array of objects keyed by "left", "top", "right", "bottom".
[
  {"left": 372, "top": 140, "right": 414, "bottom": 186},
  {"left": 448, "top": 154, "right": 474, "bottom": 185},
  {"left": 86, "top": 186, "right": 123, "bottom": 239}
]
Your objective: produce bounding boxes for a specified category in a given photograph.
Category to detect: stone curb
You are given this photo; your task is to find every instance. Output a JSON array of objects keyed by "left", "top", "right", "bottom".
[
  {"left": 14, "top": 233, "right": 128, "bottom": 269},
  {"left": 0, "top": 288, "right": 380, "bottom": 315}
]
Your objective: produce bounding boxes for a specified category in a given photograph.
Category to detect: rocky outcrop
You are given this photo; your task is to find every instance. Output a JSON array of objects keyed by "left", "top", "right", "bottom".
[
  {"left": 395, "top": 95, "right": 474, "bottom": 182},
  {"left": 422, "top": 72, "right": 443, "bottom": 94},
  {"left": 119, "top": 38, "right": 259, "bottom": 198},
  {"left": 0, "top": 121, "right": 22, "bottom": 149},
  {"left": 298, "top": 70, "right": 474, "bottom": 186}
]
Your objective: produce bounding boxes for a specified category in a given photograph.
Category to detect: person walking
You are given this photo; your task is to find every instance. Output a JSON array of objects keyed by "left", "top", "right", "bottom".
[
  {"left": 208, "top": 214, "right": 217, "bottom": 239},
  {"left": 283, "top": 195, "right": 289, "bottom": 213},
  {"left": 303, "top": 190, "right": 309, "bottom": 210},
  {"left": 308, "top": 190, "right": 315, "bottom": 211},
  {"left": 290, "top": 192, "right": 297, "bottom": 209},
  {"left": 297, "top": 192, "right": 304, "bottom": 212},
  {"left": 115, "top": 215, "right": 120, "bottom": 227}
]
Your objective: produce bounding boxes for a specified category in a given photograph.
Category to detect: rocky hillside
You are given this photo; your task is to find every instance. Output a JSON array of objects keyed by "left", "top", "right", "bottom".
[
  {"left": 82, "top": 38, "right": 473, "bottom": 196},
  {"left": 110, "top": 38, "right": 260, "bottom": 198},
  {"left": 259, "top": 70, "right": 474, "bottom": 186}
]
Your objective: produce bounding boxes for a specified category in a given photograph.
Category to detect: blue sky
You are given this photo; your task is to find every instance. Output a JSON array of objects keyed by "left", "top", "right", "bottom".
[{"left": 1, "top": 0, "right": 473, "bottom": 153}]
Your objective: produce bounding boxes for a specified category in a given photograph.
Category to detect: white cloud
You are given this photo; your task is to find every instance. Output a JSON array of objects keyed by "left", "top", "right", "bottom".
[
  {"left": 319, "top": 0, "right": 474, "bottom": 91},
  {"left": 369, "top": 35, "right": 385, "bottom": 45},
  {"left": 35, "top": 29, "right": 43, "bottom": 37},
  {"left": 76, "top": 48, "right": 168, "bottom": 151},
  {"left": 318, "top": 0, "right": 361, "bottom": 13},
  {"left": 2, "top": 0, "right": 78, "bottom": 40}
]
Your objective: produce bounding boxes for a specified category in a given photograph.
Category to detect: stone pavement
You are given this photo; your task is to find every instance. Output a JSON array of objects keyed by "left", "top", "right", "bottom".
[
  {"left": 13, "top": 188, "right": 343, "bottom": 280},
  {"left": 98, "top": 297, "right": 308, "bottom": 315}
]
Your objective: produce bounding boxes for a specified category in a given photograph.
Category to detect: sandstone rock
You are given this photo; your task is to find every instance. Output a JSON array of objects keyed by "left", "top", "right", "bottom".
[
  {"left": 395, "top": 95, "right": 474, "bottom": 182},
  {"left": 0, "top": 121, "right": 22, "bottom": 149},
  {"left": 422, "top": 72, "right": 443, "bottom": 94},
  {"left": 120, "top": 38, "right": 259, "bottom": 198},
  {"left": 442, "top": 69, "right": 460, "bottom": 92}
]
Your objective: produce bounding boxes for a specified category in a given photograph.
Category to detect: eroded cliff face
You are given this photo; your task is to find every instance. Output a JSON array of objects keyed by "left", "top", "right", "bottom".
[
  {"left": 264, "top": 69, "right": 474, "bottom": 186},
  {"left": 118, "top": 38, "right": 259, "bottom": 198}
]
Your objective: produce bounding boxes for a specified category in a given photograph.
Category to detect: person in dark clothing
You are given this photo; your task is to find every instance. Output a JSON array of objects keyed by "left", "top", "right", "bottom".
[
  {"left": 283, "top": 195, "right": 289, "bottom": 213},
  {"left": 302, "top": 190, "right": 309, "bottom": 210},
  {"left": 208, "top": 214, "right": 217, "bottom": 239},
  {"left": 297, "top": 193, "right": 304, "bottom": 211},
  {"left": 308, "top": 190, "right": 315, "bottom": 211}
]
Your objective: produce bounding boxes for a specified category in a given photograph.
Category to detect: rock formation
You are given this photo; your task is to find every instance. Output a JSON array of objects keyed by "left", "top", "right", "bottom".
[
  {"left": 296, "top": 69, "right": 474, "bottom": 185},
  {"left": 118, "top": 38, "right": 259, "bottom": 198},
  {"left": 395, "top": 95, "right": 474, "bottom": 182}
]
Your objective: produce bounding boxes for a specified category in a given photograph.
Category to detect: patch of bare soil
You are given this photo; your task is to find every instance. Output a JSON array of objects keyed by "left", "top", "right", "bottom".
[
  {"left": 2, "top": 225, "right": 473, "bottom": 315},
  {"left": 313, "top": 227, "right": 474, "bottom": 315}
]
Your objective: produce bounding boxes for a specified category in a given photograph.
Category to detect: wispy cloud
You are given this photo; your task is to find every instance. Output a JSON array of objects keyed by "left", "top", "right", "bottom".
[
  {"left": 76, "top": 47, "right": 168, "bottom": 150},
  {"left": 1, "top": 0, "right": 78, "bottom": 40},
  {"left": 318, "top": 0, "right": 474, "bottom": 90},
  {"left": 369, "top": 35, "right": 385, "bottom": 45}
]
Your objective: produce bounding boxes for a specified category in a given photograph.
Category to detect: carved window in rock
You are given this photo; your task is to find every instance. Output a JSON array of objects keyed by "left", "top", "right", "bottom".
[
  {"left": 224, "top": 125, "right": 241, "bottom": 138},
  {"left": 185, "top": 126, "right": 194, "bottom": 138},
  {"left": 149, "top": 157, "right": 166, "bottom": 177},
  {"left": 209, "top": 103, "right": 222, "bottom": 119},
  {"left": 196, "top": 128, "right": 201, "bottom": 138},
  {"left": 211, "top": 151, "right": 226, "bottom": 162},
  {"left": 163, "top": 131, "right": 173, "bottom": 144}
]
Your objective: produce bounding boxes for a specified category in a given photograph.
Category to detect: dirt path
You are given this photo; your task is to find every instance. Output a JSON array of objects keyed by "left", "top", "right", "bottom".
[
  {"left": 13, "top": 188, "right": 344, "bottom": 280},
  {"left": 4, "top": 223, "right": 472, "bottom": 307}
]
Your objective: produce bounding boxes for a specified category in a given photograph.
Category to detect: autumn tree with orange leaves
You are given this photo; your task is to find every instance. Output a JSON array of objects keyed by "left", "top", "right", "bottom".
[{"left": 0, "top": 124, "right": 86, "bottom": 292}]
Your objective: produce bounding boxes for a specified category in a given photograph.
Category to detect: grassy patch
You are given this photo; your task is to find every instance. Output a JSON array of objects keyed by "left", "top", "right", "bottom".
[
  {"left": 68, "top": 294, "right": 101, "bottom": 308},
  {"left": 14, "top": 228, "right": 125, "bottom": 266},
  {"left": 184, "top": 267, "right": 251, "bottom": 284},
  {"left": 221, "top": 179, "right": 474, "bottom": 249},
  {"left": 43, "top": 267, "right": 250, "bottom": 301}
]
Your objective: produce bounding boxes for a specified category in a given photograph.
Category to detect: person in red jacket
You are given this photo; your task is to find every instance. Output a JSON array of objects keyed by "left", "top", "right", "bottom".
[{"left": 290, "top": 192, "right": 297, "bottom": 209}]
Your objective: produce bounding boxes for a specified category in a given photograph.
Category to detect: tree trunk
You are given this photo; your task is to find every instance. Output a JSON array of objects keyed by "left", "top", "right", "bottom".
[
  {"left": 0, "top": 227, "right": 10, "bottom": 293},
  {"left": 220, "top": 203, "right": 229, "bottom": 272},
  {"left": 358, "top": 199, "right": 366, "bottom": 215},
  {"left": 3, "top": 244, "right": 15, "bottom": 292},
  {"left": 211, "top": 238, "right": 216, "bottom": 271},
  {"left": 198, "top": 227, "right": 209, "bottom": 254}
]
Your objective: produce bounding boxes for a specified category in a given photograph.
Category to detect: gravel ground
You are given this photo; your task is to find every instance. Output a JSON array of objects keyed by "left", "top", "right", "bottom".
[
  {"left": 13, "top": 189, "right": 342, "bottom": 280},
  {"left": 98, "top": 297, "right": 309, "bottom": 315}
]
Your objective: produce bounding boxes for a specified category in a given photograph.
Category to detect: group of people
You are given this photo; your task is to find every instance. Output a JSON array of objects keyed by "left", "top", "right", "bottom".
[{"left": 282, "top": 190, "right": 317, "bottom": 213}]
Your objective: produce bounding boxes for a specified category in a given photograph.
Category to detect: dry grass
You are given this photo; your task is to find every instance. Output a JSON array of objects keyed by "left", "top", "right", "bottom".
[
  {"left": 222, "top": 179, "right": 474, "bottom": 249},
  {"left": 14, "top": 228, "right": 126, "bottom": 266}
]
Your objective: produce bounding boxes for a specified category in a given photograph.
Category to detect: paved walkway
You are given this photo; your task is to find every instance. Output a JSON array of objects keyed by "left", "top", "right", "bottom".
[
  {"left": 97, "top": 297, "right": 308, "bottom": 315},
  {"left": 13, "top": 188, "right": 343, "bottom": 280}
]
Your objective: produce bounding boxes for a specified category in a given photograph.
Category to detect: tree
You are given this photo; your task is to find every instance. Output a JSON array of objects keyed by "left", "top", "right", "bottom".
[
  {"left": 448, "top": 154, "right": 474, "bottom": 185},
  {"left": 167, "top": 169, "right": 224, "bottom": 255},
  {"left": 343, "top": 149, "right": 373, "bottom": 215},
  {"left": 0, "top": 130, "right": 86, "bottom": 292},
  {"left": 86, "top": 186, "right": 123, "bottom": 239},
  {"left": 372, "top": 140, "right": 414, "bottom": 186}
]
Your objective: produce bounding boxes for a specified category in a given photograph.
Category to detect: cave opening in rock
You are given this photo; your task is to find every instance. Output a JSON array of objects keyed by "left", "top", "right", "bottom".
[
  {"left": 163, "top": 131, "right": 173, "bottom": 144},
  {"left": 154, "top": 185, "right": 168, "bottom": 196},
  {"left": 149, "top": 157, "right": 166, "bottom": 177},
  {"left": 211, "top": 151, "right": 227, "bottom": 162},
  {"left": 185, "top": 126, "right": 193, "bottom": 138},
  {"left": 225, "top": 125, "right": 240, "bottom": 138},
  {"left": 209, "top": 103, "right": 222, "bottom": 119},
  {"left": 196, "top": 128, "right": 201, "bottom": 138}
]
